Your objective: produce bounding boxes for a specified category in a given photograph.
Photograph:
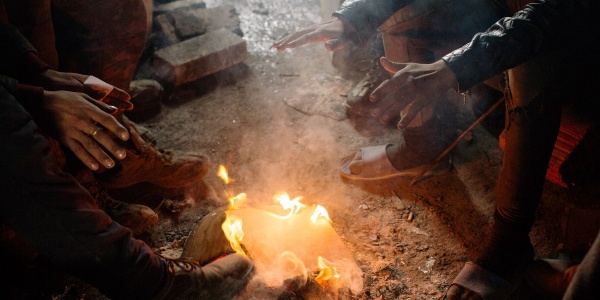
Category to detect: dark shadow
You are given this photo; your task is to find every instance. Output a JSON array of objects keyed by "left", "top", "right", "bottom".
[{"left": 348, "top": 115, "right": 396, "bottom": 137}]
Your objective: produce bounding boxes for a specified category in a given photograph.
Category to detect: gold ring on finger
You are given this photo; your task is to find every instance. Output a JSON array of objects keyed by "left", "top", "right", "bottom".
[{"left": 90, "top": 126, "right": 103, "bottom": 138}]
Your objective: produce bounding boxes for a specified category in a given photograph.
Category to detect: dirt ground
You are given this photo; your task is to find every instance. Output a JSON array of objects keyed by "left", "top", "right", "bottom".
[
  {"left": 12, "top": 0, "right": 578, "bottom": 299},
  {"left": 136, "top": 1, "right": 573, "bottom": 299}
]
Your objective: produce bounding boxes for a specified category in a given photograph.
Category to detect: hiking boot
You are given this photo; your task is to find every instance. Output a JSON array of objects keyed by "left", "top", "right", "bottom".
[
  {"left": 105, "top": 202, "right": 159, "bottom": 236},
  {"left": 122, "top": 115, "right": 156, "bottom": 146},
  {"left": 125, "top": 79, "right": 164, "bottom": 122},
  {"left": 95, "top": 122, "right": 210, "bottom": 189},
  {"left": 153, "top": 254, "right": 255, "bottom": 300},
  {"left": 94, "top": 189, "right": 159, "bottom": 236},
  {"left": 345, "top": 58, "right": 390, "bottom": 118}
]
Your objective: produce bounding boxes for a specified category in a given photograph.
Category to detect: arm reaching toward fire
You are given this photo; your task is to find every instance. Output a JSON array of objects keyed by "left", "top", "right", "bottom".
[
  {"left": 369, "top": 58, "right": 457, "bottom": 129},
  {"left": 273, "top": 17, "right": 355, "bottom": 51}
]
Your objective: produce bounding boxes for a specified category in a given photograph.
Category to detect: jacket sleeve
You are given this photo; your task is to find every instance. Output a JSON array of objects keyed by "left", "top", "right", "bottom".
[
  {"left": 442, "top": 0, "right": 599, "bottom": 91},
  {"left": 333, "top": 0, "right": 415, "bottom": 46},
  {"left": 0, "top": 22, "right": 50, "bottom": 81}
]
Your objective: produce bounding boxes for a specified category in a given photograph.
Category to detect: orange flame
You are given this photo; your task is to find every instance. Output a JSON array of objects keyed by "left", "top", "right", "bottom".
[
  {"left": 310, "top": 205, "right": 331, "bottom": 223},
  {"left": 221, "top": 215, "right": 246, "bottom": 256},
  {"left": 271, "top": 191, "right": 306, "bottom": 219},
  {"left": 315, "top": 256, "right": 341, "bottom": 288},
  {"left": 218, "top": 164, "right": 230, "bottom": 184},
  {"left": 229, "top": 193, "right": 247, "bottom": 210}
]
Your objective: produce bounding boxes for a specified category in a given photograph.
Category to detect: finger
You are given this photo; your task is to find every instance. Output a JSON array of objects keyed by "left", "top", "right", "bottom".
[
  {"left": 370, "top": 78, "right": 397, "bottom": 103},
  {"left": 89, "top": 127, "right": 127, "bottom": 160},
  {"left": 324, "top": 39, "right": 350, "bottom": 51},
  {"left": 380, "top": 57, "right": 408, "bottom": 74},
  {"left": 398, "top": 100, "right": 426, "bottom": 129},
  {"left": 68, "top": 72, "right": 89, "bottom": 84},
  {"left": 86, "top": 96, "right": 120, "bottom": 115},
  {"left": 65, "top": 137, "right": 103, "bottom": 170},
  {"left": 76, "top": 133, "right": 116, "bottom": 169},
  {"left": 108, "top": 86, "right": 132, "bottom": 102},
  {"left": 93, "top": 113, "right": 130, "bottom": 141},
  {"left": 273, "top": 29, "right": 314, "bottom": 49},
  {"left": 102, "top": 96, "right": 135, "bottom": 111},
  {"left": 85, "top": 99, "right": 129, "bottom": 141},
  {"left": 282, "top": 32, "right": 325, "bottom": 49},
  {"left": 83, "top": 75, "right": 113, "bottom": 100}
]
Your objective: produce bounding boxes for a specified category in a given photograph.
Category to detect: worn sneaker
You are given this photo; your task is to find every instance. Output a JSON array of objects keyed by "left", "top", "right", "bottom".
[
  {"left": 153, "top": 254, "right": 255, "bottom": 300},
  {"left": 95, "top": 122, "right": 210, "bottom": 189},
  {"left": 345, "top": 58, "right": 390, "bottom": 118}
]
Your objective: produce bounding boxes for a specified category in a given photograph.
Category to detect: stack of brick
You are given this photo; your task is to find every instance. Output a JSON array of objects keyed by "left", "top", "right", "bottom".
[{"left": 151, "top": 0, "right": 247, "bottom": 87}]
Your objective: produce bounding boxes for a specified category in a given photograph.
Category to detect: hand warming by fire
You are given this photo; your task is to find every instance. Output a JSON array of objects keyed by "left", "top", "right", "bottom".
[{"left": 217, "top": 165, "right": 363, "bottom": 298}]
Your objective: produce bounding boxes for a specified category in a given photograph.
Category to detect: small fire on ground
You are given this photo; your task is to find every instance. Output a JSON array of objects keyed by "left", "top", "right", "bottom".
[{"left": 218, "top": 165, "right": 363, "bottom": 299}]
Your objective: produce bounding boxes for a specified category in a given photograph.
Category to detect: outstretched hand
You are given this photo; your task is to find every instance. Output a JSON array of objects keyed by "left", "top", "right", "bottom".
[
  {"left": 370, "top": 58, "right": 458, "bottom": 128},
  {"left": 273, "top": 17, "right": 352, "bottom": 51},
  {"left": 41, "top": 90, "right": 130, "bottom": 171},
  {"left": 38, "top": 69, "right": 134, "bottom": 112}
]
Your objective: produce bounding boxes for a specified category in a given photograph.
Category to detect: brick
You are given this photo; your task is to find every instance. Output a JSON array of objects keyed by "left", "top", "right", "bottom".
[
  {"left": 154, "top": 13, "right": 180, "bottom": 47},
  {"left": 170, "top": 5, "right": 243, "bottom": 38},
  {"left": 153, "top": 0, "right": 206, "bottom": 16},
  {"left": 170, "top": 10, "right": 206, "bottom": 39},
  {"left": 153, "top": 28, "right": 247, "bottom": 86}
]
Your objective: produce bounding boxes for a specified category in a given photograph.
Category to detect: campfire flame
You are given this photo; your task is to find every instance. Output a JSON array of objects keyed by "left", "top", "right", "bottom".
[
  {"left": 311, "top": 205, "right": 331, "bottom": 223},
  {"left": 217, "top": 165, "right": 359, "bottom": 295},
  {"left": 218, "top": 164, "right": 230, "bottom": 184},
  {"left": 315, "top": 256, "right": 342, "bottom": 290},
  {"left": 229, "top": 192, "right": 247, "bottom": 210},
  {"left": 271, "top": 191, "right": 306, "bottom": 219},
  {"left": 221, "top": 215, "right": 246, "bottom": 256}
]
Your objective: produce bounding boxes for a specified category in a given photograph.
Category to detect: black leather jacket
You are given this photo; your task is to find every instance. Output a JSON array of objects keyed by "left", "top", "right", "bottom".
[
  {"left": 333, "top": 0, "right": 415, "bottom": 46},
  {"left": 442, "top": 0, "right": 600, "bottom": 91},
  {"left": 333, "top": 0, "right": 510, "bottom": 47}
]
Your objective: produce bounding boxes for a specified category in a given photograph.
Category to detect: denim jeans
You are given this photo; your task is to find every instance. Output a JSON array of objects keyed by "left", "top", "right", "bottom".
[{"left": 0, "top": 86, "right": 165, "bottom": 299}]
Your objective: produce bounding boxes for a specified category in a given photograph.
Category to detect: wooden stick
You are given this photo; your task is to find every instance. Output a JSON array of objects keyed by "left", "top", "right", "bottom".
[{"left": 409, "top": 97, "right": 505, "bottom": 186}]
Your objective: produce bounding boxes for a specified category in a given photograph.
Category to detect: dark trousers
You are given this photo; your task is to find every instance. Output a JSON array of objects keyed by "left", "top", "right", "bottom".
[
  {"left": 0, "top": 86, "right": 165, "bottom": 299},
  {"left": 485, "top": 24, "right": 600, "bottom": 294}
]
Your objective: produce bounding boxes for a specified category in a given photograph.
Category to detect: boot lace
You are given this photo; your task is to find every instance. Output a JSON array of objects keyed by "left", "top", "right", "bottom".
[{"left": 163, "top": 256, "right": 201, "bottom": 273}]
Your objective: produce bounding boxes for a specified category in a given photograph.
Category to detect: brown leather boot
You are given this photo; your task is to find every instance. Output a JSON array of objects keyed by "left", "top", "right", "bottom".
[
  {"left": 153, "top": 254, "right": 255, "bottom": 300},
  {"left": 95, "top": 122, "right": 210, "bottom": 189}
]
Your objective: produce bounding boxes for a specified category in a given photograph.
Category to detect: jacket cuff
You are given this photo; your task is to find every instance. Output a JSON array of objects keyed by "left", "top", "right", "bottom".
[
  {"left": 442, "top": 46, "right": 480, "bottom": 92},
  {"left": 16, "top": 84, "right": 45, "bottom": 116},
  {"left": 23, "top": 52, "right": 51, "bottom": 74},
  {"left": 18, "top": 52, "right": 51, "bottom": 85}
]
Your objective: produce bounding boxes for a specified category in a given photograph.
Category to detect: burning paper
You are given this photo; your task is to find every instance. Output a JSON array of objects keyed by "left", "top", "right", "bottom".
[
  {"left": 224, "top": 203, "right": 362, "bottom": 295},
  {"left": 217, "top": 165, "right": 363, "bottom": 296}
]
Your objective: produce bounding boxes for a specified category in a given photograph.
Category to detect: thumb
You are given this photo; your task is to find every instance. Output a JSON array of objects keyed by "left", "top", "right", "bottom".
[
  {"left": 380, "top": 57, "right": 407, "bottom": 74},
  {"left": 324, "top": 39, "right": 349, "bottom": 51}
]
